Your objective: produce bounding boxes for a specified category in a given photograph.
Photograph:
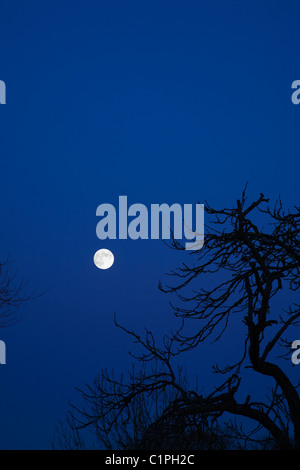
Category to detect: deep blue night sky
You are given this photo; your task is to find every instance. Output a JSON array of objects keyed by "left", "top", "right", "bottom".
[{"left": 0, "top": 0, "right": 300, "bottom": 449}]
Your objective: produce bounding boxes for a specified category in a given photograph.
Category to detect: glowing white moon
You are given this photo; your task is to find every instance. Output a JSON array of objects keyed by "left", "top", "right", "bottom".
[{"left": 93, "top": 249, "right": 114, "bottom": 270}]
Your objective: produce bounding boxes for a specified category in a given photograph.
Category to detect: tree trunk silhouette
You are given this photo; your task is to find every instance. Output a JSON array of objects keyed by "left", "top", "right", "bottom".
[{"left": 57, "top": 189, "right": 300, "bottom": 450}]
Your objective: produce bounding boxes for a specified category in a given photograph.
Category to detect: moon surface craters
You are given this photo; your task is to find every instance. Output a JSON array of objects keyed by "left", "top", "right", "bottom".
[{"left": 93, "top": 249, "right": 114, "bottom": 270}]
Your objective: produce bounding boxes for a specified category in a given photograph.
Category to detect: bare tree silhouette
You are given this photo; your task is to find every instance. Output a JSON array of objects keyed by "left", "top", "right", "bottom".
[
  {"left": 0, "top": 258, "right": 33, "bottom": 328},
  {"left": 55, "top": 364, "right": 232, "bottom": 450},
  {"left": 57, "top": 189, "right": 300, "bottom": 450}
]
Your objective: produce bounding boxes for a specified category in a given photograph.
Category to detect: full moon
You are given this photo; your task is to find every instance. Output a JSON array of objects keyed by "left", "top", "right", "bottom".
[{"left": 93, "top": 249, "right": 114, "bottom": 270}]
